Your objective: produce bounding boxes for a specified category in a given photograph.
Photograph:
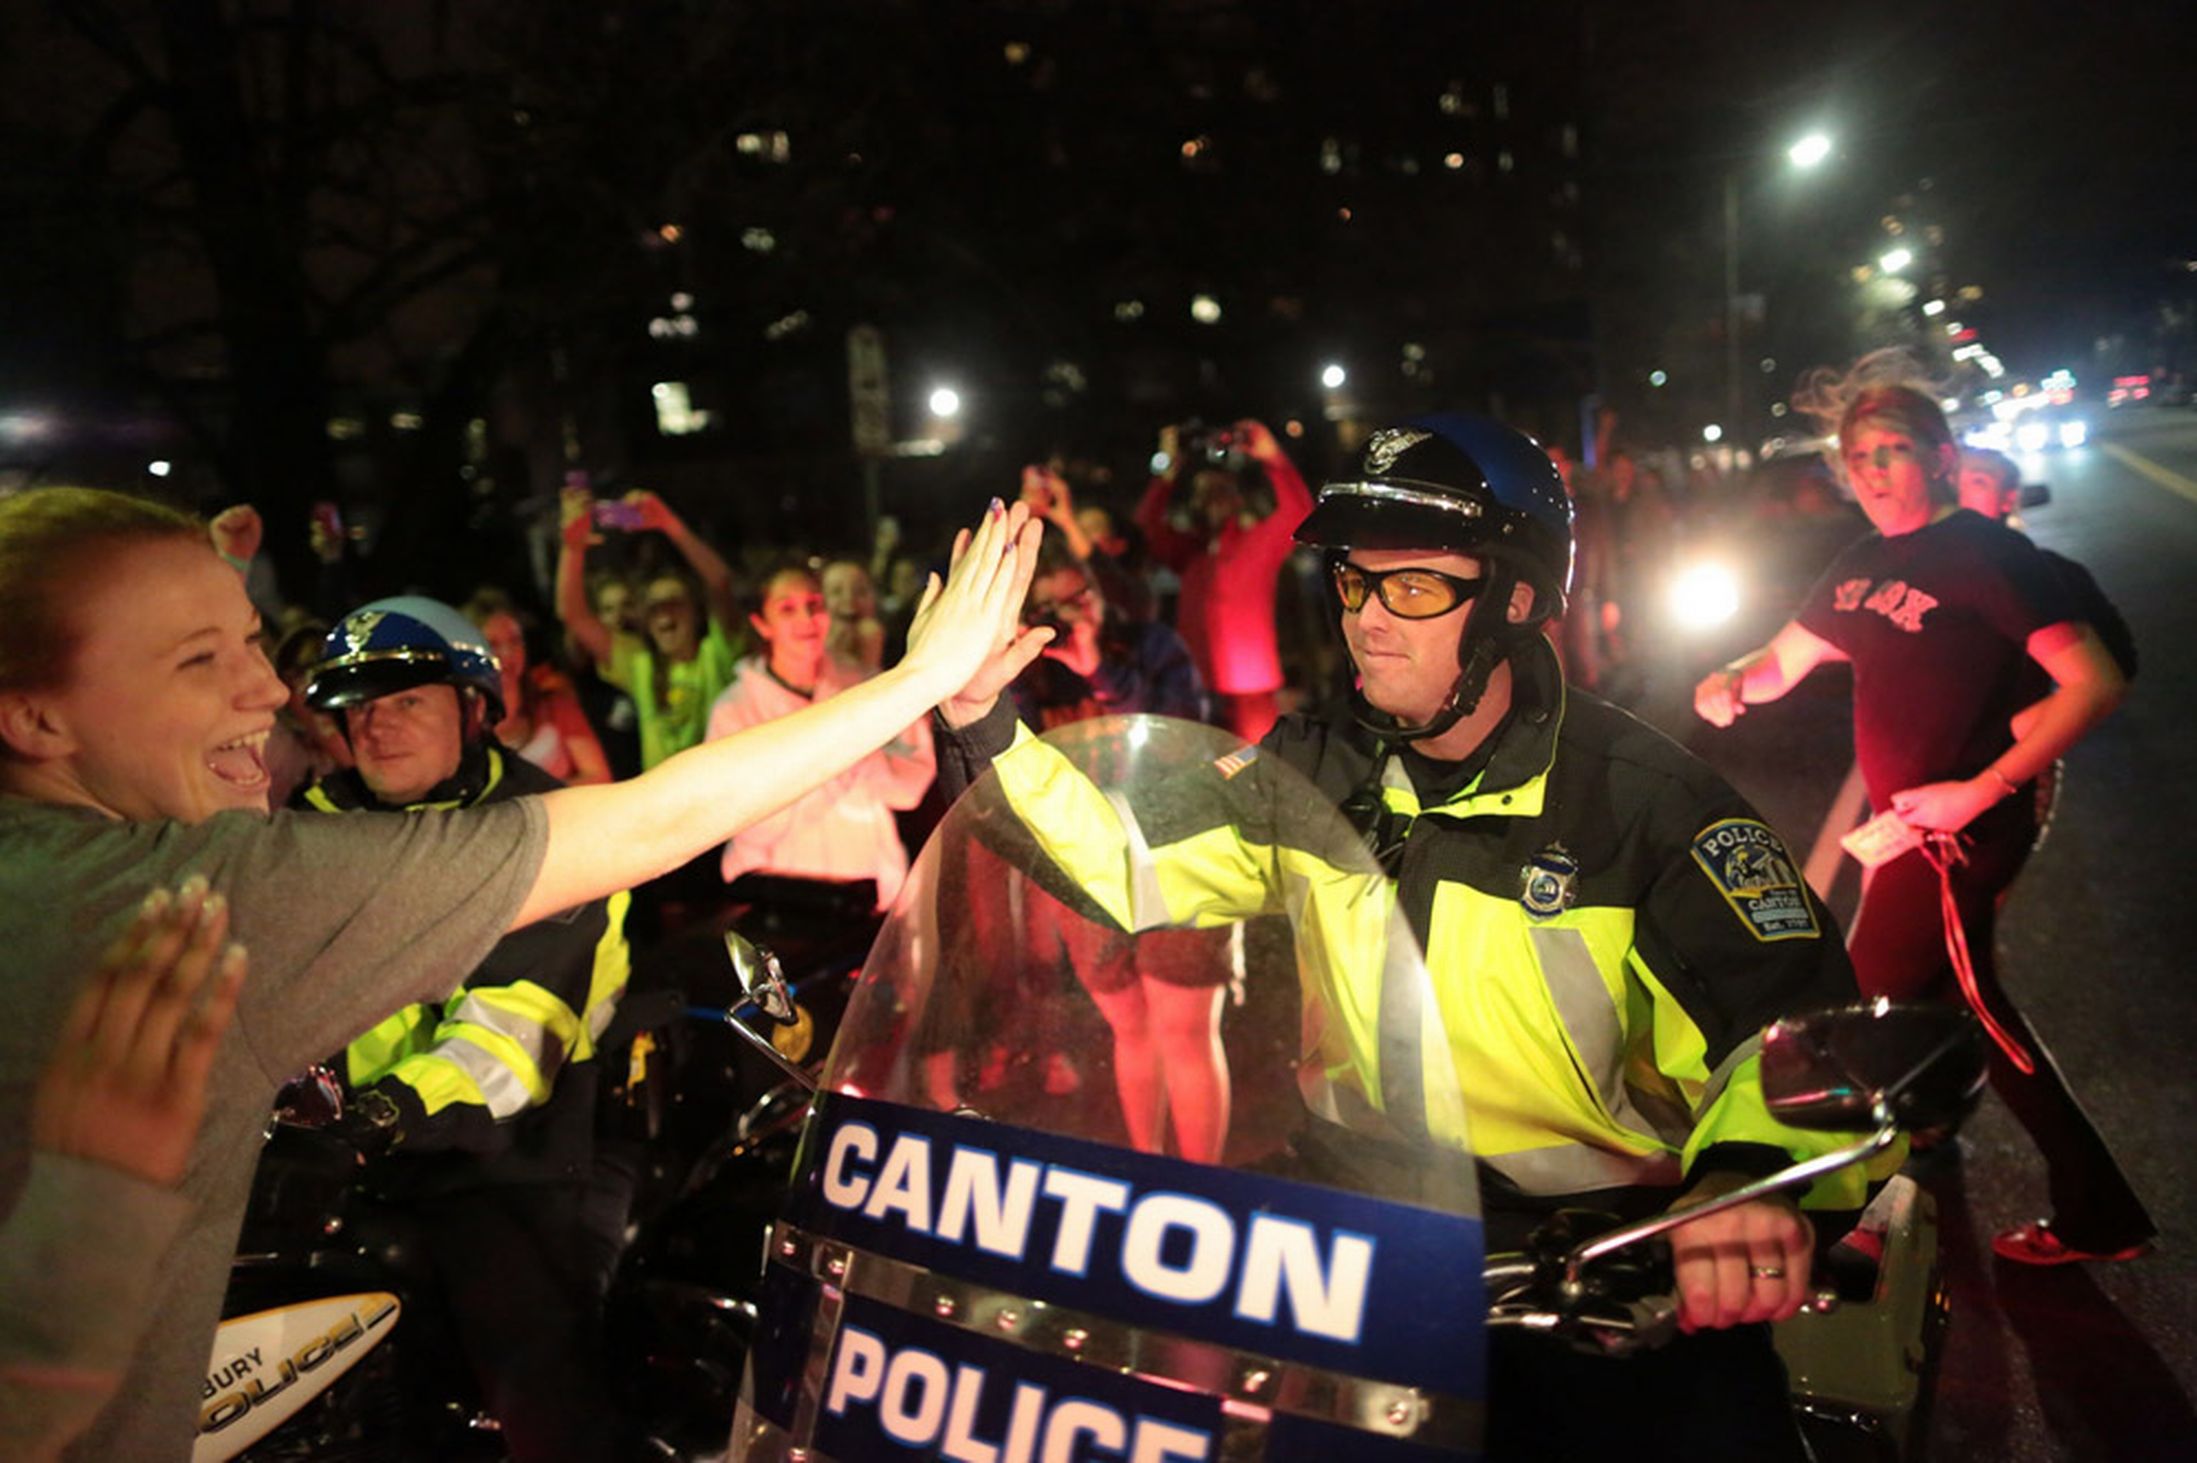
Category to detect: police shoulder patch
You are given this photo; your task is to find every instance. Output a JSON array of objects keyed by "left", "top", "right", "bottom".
[{"left": 1688, "top": 818, "right": 1819, "bottom": 942}]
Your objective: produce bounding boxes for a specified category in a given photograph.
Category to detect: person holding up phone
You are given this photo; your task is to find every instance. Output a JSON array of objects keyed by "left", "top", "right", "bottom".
[
  {"left": 1134, "top": 418, "right": 1313, "bottom": 741},
  {"left": 555, "top": 482, "right": 743, "bottom": 770}
]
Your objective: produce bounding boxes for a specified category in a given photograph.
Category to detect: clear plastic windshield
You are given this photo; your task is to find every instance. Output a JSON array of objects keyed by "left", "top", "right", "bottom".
[{"left": 820, "top": 714, "right": 1474, "bottom": 1206}]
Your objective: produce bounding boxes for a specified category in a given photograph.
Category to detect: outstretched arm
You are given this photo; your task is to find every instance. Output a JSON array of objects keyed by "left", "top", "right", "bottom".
[
  {"left": 517, "top": 503, "right": 1042, "bottom": 927},
  {"left": 1237, "top": 419, "right": 1314, "bottom": 538},
  {"left": 554, "top": 486, "right": 615, "bottom": 669},
  {"left": 1694, "top": 620, "right": 1846, "bottom": 727},
  {"left": 633, "top": 491, "right": 740, "bottom": 635}
]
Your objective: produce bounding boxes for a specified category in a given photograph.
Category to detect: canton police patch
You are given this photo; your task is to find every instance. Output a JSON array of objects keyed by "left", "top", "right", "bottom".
[{"left": 1690, "top": 819, "right": 1818, "bottom": 942}]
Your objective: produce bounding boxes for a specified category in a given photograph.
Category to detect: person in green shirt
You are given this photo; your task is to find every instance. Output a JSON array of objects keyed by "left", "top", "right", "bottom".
[{"left": 556, "top": 485, "right": 745, "bottom": 769}]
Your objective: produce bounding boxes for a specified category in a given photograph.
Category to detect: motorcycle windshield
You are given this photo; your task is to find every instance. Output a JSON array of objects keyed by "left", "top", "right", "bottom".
[
  {"left": 826, "top": 714, "right": 1473, "bottom": 1162},
  {"left": 740, "top": 717, "right": 1488, "bottom": 1461}
]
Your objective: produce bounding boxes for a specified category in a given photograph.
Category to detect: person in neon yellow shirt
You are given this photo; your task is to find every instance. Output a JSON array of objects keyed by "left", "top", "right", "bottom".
[{"left": 556, "top": 485, "right": 745, "bottom": 768}]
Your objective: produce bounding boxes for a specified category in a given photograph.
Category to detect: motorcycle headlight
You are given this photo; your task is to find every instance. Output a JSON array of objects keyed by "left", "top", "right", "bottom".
[{"left": 1670, "top": 562, "right": 1740, "bottom": 631}]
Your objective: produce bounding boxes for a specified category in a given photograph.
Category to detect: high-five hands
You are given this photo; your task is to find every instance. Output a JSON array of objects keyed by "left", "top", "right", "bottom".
[{"left": 908, "top": 499, "right": 1049, "bottom": 721}]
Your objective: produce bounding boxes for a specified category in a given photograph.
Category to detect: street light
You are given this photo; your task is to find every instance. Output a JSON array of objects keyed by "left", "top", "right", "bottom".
[
  {"left": 928, "top": 386, "right": 962, "bottom": 418},
  {"left": 1320, "top": 363, "right": 1347, "bottom": 390},
  {"left": 1788, "top": 132, "right": 1833, "bottom": 169},
  {"left": 1879, "top": 248, "right": 1914, "bottom": 274}
]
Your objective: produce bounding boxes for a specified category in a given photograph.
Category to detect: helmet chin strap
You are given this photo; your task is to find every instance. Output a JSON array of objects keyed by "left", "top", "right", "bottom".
[{"left": 1349, "top": 561, "right": 1526, "bottom": 745}]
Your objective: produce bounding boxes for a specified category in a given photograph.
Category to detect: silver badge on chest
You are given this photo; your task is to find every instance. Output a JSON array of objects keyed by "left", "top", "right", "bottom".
[{"left": 1520, "top": 844, "right": 1580, "bottom": 919}]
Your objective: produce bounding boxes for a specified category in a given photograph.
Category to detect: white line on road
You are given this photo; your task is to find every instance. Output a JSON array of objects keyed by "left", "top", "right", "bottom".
[{"left": 2101, "top": 442, "right": 2197, "bottom": 507}]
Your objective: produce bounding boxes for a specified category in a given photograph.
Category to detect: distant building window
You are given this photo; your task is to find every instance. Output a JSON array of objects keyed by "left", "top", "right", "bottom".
[
  {"left": 742, "top": 227, "right": 776, "bottom": 254},
  {"left": 1493, "top": 84, "right": 1510, "bottom": 121},
  {"left": 1319, "top": 137, "right": 1343, "bottom": 175},
  {"left": 1497, "top": 149, "right": 1515, "bottom": 174},
  {"left": 736, "top": 131, "right": 791, "bottom": 164},
  {"left": 652, "top": 382, "right": 713, "bottom": 436},
  {"left": 1560, "top": 124, "right": 1579, "bottom": 158}
]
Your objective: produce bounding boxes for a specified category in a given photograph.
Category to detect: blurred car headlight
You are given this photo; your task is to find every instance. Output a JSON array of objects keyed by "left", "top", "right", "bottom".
[
  {"left": 1670, "top": 562, "right": 1741, "bottom": 632},
  {"left": 2057, "top": 418, "right": 2088, "bottom": 448},
  {"left": 2016, "top": 421, "right": 2051, "bottom": 453}
]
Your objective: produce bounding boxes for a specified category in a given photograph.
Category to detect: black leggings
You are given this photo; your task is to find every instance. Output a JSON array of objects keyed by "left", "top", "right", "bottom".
[{"left": 1845, "top": 801, "right": 2153, "bottom": 1249}]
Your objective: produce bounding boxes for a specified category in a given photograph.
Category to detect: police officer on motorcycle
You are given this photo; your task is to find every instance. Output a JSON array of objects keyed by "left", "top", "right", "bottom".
[
  {"left": 936, "top": 415, "right": 1866, "bottom": 1459},
  {"left": 299, "top": 597, "right": 643, "bottom": 1462}
]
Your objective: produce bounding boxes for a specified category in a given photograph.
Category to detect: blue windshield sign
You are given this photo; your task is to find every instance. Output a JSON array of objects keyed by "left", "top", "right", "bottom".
[{"left": 782, "top": 1095, "right": 1485, "bottom": 1397}]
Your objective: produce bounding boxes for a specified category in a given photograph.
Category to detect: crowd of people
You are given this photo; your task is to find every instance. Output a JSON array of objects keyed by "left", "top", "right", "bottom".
[{"left": 0, "top": 369, "right": 2154, "bottom": 1460}]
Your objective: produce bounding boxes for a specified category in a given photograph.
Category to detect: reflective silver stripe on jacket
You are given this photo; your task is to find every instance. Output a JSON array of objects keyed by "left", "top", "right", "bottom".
[
  {"left": 1106, "top": 789, "right": 1174, "bottom": 932},
  {"left": 441, "top": 993, "right": 568, "bottom": 1119},
  {"left": 1527, "top": 926, "right": 1690, "bottom": 1151}
]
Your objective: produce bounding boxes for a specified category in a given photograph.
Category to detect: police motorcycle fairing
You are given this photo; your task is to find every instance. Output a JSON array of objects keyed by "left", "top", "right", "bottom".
[{"left": 731, "top": 715, "right": 1491, "bottom": 1461}]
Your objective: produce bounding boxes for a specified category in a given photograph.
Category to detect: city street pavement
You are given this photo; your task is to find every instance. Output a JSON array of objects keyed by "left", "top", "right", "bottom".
[{"left": 1632, "top": 411, "right": 2197, "bottom": 1459}]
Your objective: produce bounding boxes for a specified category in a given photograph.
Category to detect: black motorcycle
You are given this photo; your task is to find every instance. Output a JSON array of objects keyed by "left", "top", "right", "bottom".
[{"left": 200, "top": 877, "right": 878, "bottom": 1463}]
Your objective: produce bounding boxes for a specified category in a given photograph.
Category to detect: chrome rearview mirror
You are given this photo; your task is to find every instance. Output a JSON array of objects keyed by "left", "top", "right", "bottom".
[
  {"left": 725, "top": 928, "right": 796, "bottom": 1025},
  {"left": 1544, "top": 1001, "right": 1985, "bottom": 1311},
  {"left": 1760, "top": 1000, "right": 1988, "bottom": 1134}
]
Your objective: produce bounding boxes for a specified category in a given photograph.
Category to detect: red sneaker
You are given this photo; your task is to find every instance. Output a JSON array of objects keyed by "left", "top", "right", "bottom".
[{"left": 1991, "top": 1220, "right": 2150, "bottom": 1266}]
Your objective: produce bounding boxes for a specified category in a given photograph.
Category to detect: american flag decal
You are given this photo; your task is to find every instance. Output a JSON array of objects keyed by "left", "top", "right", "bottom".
[{"left": 1212, "top": 745, "right": 1259, "bottom": 780}]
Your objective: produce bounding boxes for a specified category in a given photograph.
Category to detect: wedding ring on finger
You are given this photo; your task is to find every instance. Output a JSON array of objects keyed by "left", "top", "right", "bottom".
[{"left": 1750, "top": 1265, "right": 1786, "bottom": 1279}]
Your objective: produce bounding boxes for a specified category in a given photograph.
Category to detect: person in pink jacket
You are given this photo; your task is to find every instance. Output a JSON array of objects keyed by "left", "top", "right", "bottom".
[
  {"left": 1135, "top": 418, "right": 1313, "bottom": 741},
  {"left": 706, "top": 564, "right": 935, "bottom": 909}
]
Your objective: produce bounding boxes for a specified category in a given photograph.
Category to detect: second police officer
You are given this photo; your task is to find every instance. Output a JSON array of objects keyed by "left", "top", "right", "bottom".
[{"left": 299, "top": 597, "right": 643, "bottom": 1462}]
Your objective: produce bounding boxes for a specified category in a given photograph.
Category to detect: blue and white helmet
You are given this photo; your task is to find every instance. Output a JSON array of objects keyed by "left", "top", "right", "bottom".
[
  {"left": 304, "top": 596, "right": 505, "bottom": 722},
  {"left": 1295, "top": 412, "right": 1573, "bottom": 622}
]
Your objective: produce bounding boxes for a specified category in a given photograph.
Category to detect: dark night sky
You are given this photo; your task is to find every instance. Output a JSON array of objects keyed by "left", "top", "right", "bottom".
[
  {"left": 1590, "top": 0, "right": 2195, "bottom": 372},
  {"left": 1, "top": 0, "right": 2190, "bottom": 470}
]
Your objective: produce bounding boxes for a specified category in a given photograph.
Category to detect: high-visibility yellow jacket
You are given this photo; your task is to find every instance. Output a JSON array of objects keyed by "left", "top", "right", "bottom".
[
  {"left": 940, "top": 643, "right": 1878, "bottom": 1217},
  {"left": 300, "top": 747, "right": 631, "bottom": 1193}
]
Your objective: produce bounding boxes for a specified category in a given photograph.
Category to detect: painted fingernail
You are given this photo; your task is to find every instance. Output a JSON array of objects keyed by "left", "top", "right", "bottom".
[
  {"left": 179, "top": 874, "right": 210, "bottom": 904},
  {"left": 988, "top": 496, "right": 1004, "bottom": 515},
  {"left": 140, "top": 887, "right": 173, "bottom": 915},
  {"left": 221, "top": 944, "right": 248, "bottom": 976},
  {"left": 203, "top": 891, "right": 227, "bottom": 918}
]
